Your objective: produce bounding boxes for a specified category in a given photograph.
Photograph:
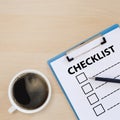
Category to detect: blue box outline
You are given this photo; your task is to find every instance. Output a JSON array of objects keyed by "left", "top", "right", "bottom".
[
  {"left": 87, "top": 93, "right": 99, "bottom": 105},
  {"left": 93, "top": 104, "right": 105, "bottom": 116},
  {"left": 76, "top": 72, "right": 88, "bottom": 84},
  {"left": 81, "top": 82, "right": 94, "bottom": 95}
]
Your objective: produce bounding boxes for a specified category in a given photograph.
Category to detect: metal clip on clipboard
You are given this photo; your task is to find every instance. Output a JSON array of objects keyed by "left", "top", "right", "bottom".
[{"left": 66, "top": 34, "right": 107, "bottom": 62}]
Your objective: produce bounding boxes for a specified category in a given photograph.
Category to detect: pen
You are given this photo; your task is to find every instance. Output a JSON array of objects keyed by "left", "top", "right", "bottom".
[{"left": 90, "top": 77, "right": 120, "bottom": 83}]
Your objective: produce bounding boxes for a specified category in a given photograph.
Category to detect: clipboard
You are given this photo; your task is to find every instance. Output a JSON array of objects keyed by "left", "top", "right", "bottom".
[{"left": 48, "top": 24, "right": 120, "bottom": 120}]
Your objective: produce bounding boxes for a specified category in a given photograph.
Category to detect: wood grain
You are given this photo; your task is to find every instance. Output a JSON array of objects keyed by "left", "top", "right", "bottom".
[{"left": 0, "top": 0, "right": 120, "bottom": 119}]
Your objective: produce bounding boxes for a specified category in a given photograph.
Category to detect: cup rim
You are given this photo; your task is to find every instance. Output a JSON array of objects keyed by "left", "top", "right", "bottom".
[{"left": 8, "top": 69, "right": 52, "bottom": 114}]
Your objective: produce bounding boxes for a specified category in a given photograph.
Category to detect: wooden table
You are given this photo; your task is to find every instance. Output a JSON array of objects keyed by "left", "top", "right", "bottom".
[{"left": 0, "top": 0, "right": 120, "bottom": 119}]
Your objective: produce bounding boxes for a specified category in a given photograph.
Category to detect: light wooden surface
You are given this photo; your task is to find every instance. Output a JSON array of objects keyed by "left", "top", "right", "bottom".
[{"left": 0, "top": 0, "right": 120, "bottom": 119}]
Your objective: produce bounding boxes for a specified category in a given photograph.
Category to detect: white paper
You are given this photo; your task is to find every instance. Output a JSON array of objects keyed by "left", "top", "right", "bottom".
[{"left": 50, "top": 27, "right": 120, "bottom": 120}]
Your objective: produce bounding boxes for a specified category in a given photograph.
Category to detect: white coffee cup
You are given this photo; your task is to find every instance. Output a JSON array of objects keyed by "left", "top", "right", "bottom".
[{"left": 8, "top": 69, "right": 51, "bottom": 114}]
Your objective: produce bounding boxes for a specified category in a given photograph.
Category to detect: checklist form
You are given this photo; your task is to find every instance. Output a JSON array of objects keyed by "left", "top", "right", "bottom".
[{"left": 48, "top": 24, "right": 120, "bottom": 120}]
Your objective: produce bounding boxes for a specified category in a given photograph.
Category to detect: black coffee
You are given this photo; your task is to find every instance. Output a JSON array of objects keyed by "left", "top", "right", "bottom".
[{"left": 13, "top": 73, "right": 49, "bottom": 110}]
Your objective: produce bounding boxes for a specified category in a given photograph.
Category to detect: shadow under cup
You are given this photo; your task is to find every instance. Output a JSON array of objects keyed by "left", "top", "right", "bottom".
[{"left": 11, "top": 72, "right": 50, "bottom": 111}]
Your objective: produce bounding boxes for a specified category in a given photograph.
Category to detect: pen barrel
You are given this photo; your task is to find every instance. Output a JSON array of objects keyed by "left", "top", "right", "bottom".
[{"left": 95, "top": 77, "right": 120, "bottom": 83}]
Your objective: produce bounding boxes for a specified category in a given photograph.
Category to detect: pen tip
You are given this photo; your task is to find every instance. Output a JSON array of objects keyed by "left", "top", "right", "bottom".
[{"left": 89, "top": 77, "right": 95, "bottom": 79}]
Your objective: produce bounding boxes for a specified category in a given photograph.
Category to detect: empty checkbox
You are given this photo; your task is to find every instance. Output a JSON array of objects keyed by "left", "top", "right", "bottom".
[
  {"left": 81, "top": 82, "right": 93, "bottom": 95},
  {"left": 93, "top": 104, "right": 105, "bottom": 116},
  {"left": 87, "top": 93, "right": 99, "bottom": 105},
  {"left": 76, "top": 72, "right": 88, "bottom": 84}
]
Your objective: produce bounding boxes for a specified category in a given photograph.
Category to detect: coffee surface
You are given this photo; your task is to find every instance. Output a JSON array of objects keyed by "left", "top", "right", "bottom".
[{"left": 13, "top": 73, "right": 48, "bottom": 109}]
